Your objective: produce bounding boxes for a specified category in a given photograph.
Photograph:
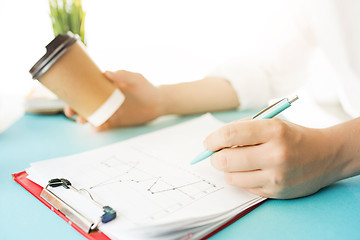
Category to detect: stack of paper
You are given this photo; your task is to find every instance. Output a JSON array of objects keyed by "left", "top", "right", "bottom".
[
  {"left": 24, "top": 85, "right": 65, "bottom": 114},
  {"left": 26, "top": 114, "right": 265, "bottom": 239}
]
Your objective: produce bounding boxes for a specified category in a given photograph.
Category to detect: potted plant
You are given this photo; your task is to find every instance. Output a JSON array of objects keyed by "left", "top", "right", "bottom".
[{"left": 49, "top": 0, "right": 86, "bottom": 45}]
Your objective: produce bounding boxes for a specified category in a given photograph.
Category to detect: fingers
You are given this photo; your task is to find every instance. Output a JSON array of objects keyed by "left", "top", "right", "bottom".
[
  {"left": 224, "top": 171, "right": 267, "bottom": 188},
  {"left": 63, "top": 105, "right": 88, "bottom": 124},
  {"left": 204, "top": 118, "right": 284, "bottom": 151},
  {"left": 92, "top": 121, "right": 111, "bottom": 132},
  {"left": 210, "top": 144, "right": 273, "bottom": 172},
  {"left": 243, "top": 187, "right": 269, "bottom": 198},
  {"left": 64, "top": 105, "right": 76, "bottom": 118},
  {"left": 76, "top": 115, "right": 88, "bottom": 124},
  {"left": 211, "top": 144, "right": 272, "bottom": 189}
]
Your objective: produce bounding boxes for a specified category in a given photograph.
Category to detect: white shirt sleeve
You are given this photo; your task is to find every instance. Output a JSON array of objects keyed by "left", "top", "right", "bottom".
[
  {"left": 207, "top": 20, "right": 315, "bottom": 110},
  {"left": 308, "top": 0, "right": 360, "bottom": 118},
  {"left": 208, "top": 0, "right": 360, "bottom": 118}
]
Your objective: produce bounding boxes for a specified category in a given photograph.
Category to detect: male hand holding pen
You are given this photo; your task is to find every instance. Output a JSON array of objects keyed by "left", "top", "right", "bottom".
[{"left": 194, "top": 96, "right": 348, "bottom": 199}]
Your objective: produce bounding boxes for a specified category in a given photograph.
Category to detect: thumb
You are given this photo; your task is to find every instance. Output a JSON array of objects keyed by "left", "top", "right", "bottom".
[
  {"left": 104, "top": 70, "right": 136, "bottom": 85},
  {"left": 103, "top": 71, "right": 130, "bottom": 91},
  {"left": 104, "top": 71, "right": 118, "bottom": 83}
]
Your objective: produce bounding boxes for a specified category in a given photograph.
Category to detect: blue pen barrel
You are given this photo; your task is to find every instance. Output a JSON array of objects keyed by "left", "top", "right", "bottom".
[
  {"left": 191, "top": 96, "right": 298, "bottom": 165},
  {"left": 253, "top": 98, "right": 291, "bottom": 120}
]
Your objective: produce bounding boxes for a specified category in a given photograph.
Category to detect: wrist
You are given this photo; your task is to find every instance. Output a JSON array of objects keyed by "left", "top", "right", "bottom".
[
  {"left": 325, "top": 121, "right": 360, "bottom": 180},
  {"left": 320, "top": 125, "right": 357, "bottom": 182},
  {"left": 158, "top": 84, "right": 174, "bottom": 115},
  {"left": 318, "top": 128, "right": 343, "bottom": 180}
]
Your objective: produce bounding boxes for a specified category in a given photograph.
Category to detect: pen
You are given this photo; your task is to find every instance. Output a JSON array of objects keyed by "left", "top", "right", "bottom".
[{"left": 190, "top": 95, "right": 299, "bottom": 165}]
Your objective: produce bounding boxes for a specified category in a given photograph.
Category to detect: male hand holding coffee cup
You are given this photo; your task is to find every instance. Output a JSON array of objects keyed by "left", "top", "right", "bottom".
[
  {"left": 30, "top": 32, "right": 239, "bottom": 131},
  {"left": 64, "top": 70, "right": 167, "bottom": 131},
  {"left": 64, "top": 69, "right": 239, "bottom": 131}
]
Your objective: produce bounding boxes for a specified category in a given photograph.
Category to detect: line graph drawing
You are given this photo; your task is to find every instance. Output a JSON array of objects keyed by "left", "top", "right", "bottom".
[
  {"left": 90, "top": 157, "right": 217, "bottom": 196},
  {"left": 87, "top": 153, "right": 223, "bottom": 221}
]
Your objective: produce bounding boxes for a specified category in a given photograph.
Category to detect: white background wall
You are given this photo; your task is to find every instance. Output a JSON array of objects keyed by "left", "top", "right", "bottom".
[
  {"left": 0, "top": 0, "right": 291, "bottom": 95},
  {"left": 0, "top": 0, "right": 350, "bottom": 131}
]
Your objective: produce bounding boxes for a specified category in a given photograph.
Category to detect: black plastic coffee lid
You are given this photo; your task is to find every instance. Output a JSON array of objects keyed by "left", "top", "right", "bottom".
[{"left": 29, "top": 32, "right": 79, "bottom": 80}]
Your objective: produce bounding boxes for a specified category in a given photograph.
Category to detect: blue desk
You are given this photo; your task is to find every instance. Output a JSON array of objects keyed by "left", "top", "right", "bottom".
[{"left": 1, "top": 111, "right": 360, "bottom": 240}]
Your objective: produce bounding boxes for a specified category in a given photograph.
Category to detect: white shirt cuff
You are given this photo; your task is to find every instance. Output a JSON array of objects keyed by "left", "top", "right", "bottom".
[{"left": 207, "top": 58, "right": 271, "bottom": 110}]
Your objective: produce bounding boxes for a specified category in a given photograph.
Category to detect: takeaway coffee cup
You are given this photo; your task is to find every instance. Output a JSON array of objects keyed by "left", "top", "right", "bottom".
[{"left": 29, "top": 32, "right": 125, "bottom": 127}]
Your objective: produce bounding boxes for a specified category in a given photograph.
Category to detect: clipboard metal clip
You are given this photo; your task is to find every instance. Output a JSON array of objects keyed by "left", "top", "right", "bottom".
[{"left": 40, "top": 178, "right": 116, "bottom": 233}]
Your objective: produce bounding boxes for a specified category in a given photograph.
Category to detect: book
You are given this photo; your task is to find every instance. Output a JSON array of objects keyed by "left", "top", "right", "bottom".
[
  {"left": 22, "top": 114, "right": 265, "bottom": 239},
  {"left": 24, "top": 84, "right": 65, "bottom": 114}
]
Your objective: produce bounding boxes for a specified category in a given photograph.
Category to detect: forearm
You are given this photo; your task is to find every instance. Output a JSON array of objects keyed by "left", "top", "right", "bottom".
[{"left": 159, "top": 77, "right": 240, "bottom": 115}]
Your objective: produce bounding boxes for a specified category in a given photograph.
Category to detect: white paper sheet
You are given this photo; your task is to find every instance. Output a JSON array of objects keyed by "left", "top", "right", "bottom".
[{"left": 27, "top": 114, "right": 265, "bottom": 239}]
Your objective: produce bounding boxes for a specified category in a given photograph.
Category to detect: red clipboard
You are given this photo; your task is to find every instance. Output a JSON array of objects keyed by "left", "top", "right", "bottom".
[
  {"left": 13, "top": 171, "right": 110, "bottom": 240},
  {"left": 13, "top": 171, "right": 264, "bottom": 240}
]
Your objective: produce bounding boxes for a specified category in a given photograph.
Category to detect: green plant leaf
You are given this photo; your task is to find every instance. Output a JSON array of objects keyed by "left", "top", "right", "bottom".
[{"left": 49, "top": 0, "right": 86, "bottom": 45}]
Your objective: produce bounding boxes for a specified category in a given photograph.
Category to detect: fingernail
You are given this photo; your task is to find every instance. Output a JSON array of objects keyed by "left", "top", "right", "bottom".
[
  {"left": 63, "top": 107, "right": 70, "bottom": 117},
  {"left": 104, "top": 71, "right": 113, "bottom": 77},
  {"left": 76, "top": 117, "right": 87, "bottom": 124}
]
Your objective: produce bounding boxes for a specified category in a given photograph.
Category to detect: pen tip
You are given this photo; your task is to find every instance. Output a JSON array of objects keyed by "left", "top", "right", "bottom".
[
  {"left": 190, "top": 150, "right": 215, "bottom": 165},
  {"left": 190, "top": 158, "right": 200, "bottom": 165}
]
